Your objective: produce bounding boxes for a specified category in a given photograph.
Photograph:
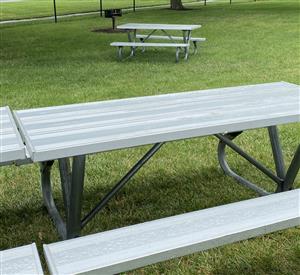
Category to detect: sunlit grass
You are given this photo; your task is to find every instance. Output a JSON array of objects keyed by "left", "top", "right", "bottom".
[{"left": 0, "top": 1, "right": 299, "bottom": 274}]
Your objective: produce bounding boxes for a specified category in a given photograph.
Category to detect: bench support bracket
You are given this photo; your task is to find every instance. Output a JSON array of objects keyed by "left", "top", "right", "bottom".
[
  {"left": 216, "top": 126, "right": 299, "bottom": 195},
  {"left": 40, "top": 126, "right": 299, "bottom": 240},
  {"left": 81, "top": 142, "right": 164, "bottom": 229},
  {"left": 41, "top": 144, "right": 163, "bottom": 240}
]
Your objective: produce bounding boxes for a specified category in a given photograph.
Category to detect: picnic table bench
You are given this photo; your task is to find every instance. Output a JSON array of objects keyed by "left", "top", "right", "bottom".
[
  {"left": 110, "top": 23, "right": 204, "bottom": 61},
  {"left": 135, "top": 34, "right": 206, "bottom": 53},
  {"left": 0, "top": 243, "right": 43, "bottom": 275},
  {"left": 43, "top": 189, "right": 300, "bottom": 275},
  {"left": 110, "top": 42, "right": 190, "bottom": 62}
]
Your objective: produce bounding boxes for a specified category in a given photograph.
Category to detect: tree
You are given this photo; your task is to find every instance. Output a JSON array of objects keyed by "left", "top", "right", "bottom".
[{"left": 170, "top": 0, "right": 184, "bottom": 10}]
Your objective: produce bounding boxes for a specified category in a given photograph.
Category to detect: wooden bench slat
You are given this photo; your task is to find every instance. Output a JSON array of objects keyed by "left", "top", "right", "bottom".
[
  {"left": 1, "top": 243, "right": 44, "bottom": 275},
  {"left": 43, "top": 189, "right": 300, "bottom": 275}
]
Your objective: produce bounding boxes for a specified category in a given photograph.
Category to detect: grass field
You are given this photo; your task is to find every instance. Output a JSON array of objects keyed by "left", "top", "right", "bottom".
[
  {"left": 1, "top": 0, "right": 300, "bottom": 274},
  {"left": 0, "top": 0, "right": 199, "bottom": 21}
]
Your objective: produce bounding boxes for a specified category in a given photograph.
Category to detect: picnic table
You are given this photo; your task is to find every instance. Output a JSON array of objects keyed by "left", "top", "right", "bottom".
[
  {"left": 1, "top": 82, "right": 299, "bottom": 240},
  {"left": 111, "top": 23, "right": 203, "bottom": 61}
]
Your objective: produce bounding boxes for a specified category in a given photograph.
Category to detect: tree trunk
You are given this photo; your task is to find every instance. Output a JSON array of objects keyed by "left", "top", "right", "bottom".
[{"left": 170, "top": 0, "right": 184, "bottom": 10}]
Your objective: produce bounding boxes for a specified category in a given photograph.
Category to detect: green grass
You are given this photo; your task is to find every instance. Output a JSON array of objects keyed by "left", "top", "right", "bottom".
[
  {"left": 1, "top": 1, "right": 300, "bottom": 274},
  {"left": 0, "top": 0, "right": 199, "bottom": 21}
]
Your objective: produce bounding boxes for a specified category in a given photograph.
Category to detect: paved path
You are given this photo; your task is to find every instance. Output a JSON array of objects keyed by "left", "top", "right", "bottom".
[{"left": 0, "top": 0, "right": 22, "bottom": 2}]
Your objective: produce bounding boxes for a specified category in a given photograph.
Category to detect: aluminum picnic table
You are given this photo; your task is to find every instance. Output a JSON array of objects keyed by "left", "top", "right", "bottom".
[
  {"left": 1, "top": 82, "right": 299, "bottom": 240},
  {"left": 116, "top": 23, "right": 201, "bottom": 59}
]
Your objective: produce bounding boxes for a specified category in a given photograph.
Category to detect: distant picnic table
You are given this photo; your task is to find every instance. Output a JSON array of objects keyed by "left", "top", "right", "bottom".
[{"left": 111, "top": 23, "right": 204, "bottom": 61}]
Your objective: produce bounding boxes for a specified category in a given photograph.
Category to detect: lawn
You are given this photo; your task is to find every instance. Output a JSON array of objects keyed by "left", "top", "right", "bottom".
[
  {"left": 1, "top": 0, "right": 300, "bottom": 274},
  {"left": 0, "top": 0, "right": 198, "bottom": 21}
]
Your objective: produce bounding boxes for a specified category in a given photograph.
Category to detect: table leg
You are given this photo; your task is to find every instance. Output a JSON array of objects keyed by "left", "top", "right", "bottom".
[
  {"left": 117, "top": 46, "right": 123, "bottom": 60},
  {"left": 216, "top": 132, "right": 271, "bottom": 196},
  {"left": 132, "top": 29, "right": 137, "bottom": 56},
  {"left": 283, "top": 145, "right": 300, "bottom": 190},
  {"left": 215, "top": 126, "right": 299, "bottom": 195},
  {"left": 41, "top": 155, "right": 86, "bottom": 240},
  {"left": 183, "top": 30, "right": 191, "bottom": 60},
  {"left": 176, "top": 47, "right": 180, "bottom": 62},
  {"left": 128, "top": 29, "right": 137, "bottom": 56},
  {"left": 127, "top": 31, "right": 134, "bottom": 57},
  {"left": 192, "top": 41, "right": 198, "bottom": 54},
  {"left": 66, "top": 155, "right": 86, "bottom": 239},
  {"left": 127, "top": 30, "right": 133, "bottom": 42},
  {"left": 41, "top": 160, "right": 67, "bottom": 239},
  {"left": 268, "top": 126, "right": 286, "bottom": 192}
]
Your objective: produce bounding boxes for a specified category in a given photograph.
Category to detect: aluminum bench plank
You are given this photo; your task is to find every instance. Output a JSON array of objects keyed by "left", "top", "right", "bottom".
[
  {"left": 43, "top": 189, "right": 300, "bottom": 275},
  {"left": 0, "top": 106, "right": 27, "bottom": 165},
  {"left": 14, "top": 82, "right": 299, "bottom": 162},
  {"left": 110, "top": 42, "right": 189, "bottom": 47},
  {"left": 117, "top": 23, "right": 201, "bottom": 31},
  {"left": 0, "top": 243, "right": 44, "bottom": 275},
  {"left": 136, "top": 34, "right": 206, "bottom": 42}
]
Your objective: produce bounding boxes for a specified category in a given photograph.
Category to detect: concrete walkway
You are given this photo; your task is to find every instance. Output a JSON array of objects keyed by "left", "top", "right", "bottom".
[{"left": 0, "top": 0, "right": 22, "bottom": 2}]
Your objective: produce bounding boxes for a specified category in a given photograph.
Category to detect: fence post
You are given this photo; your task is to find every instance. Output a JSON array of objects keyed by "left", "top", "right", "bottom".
[
  {"left": 133, "top": 0, "right": 136, "bottom": 12},
  {"left": 100, "top": 0, "right": 103, "bottom": 17},
  {"left": 53, "top": 0, "right": 57, "bottom": 23}
]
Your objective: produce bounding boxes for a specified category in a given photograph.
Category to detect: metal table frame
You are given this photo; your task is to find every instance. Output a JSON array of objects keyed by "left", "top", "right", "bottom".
[{"left": 40, "top": 125, "right": 300, "bottom": 240}]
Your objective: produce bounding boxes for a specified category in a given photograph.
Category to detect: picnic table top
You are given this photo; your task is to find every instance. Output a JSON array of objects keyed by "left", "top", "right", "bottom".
[
  {"left": 117, "top": 23, "right": 201, "bottom": 31},
  {"left": 13, "top": 82, "right": 299, "bottom": 162},
  {"left": 0, "top": 106, "right": 26, "bottom": 164}
]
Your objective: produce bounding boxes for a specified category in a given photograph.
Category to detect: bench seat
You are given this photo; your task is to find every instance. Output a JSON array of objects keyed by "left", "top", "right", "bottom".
[
  {"left": 110, "top": 42, "right": 189, "bottom": 62},
  {"left": 1, "top": 243, "right": 44, "bottom": 275},
  {"left": 43, "top": 189, "right": 300, "bottom": 275},
  {"left": 135, "top": 35, "right": 206, "bottom": 54},
  {"left": 136, "top": 34, "right": 206, "bottom": 42},
  {"left": 110, "top": 42, "right": 189, "bottom": 47}
]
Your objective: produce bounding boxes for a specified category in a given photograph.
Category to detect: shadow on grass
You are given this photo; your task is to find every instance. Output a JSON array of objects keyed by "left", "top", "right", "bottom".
[
  {"left": 80, "top": 165, "right": 257, "bottom": 234},
  {"left": 0, "top": 166, "right": 251, "bottom": 236},
  {"left": 1, "top": 162, "right": 298, "bottom": 272}
]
